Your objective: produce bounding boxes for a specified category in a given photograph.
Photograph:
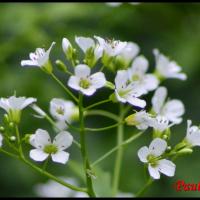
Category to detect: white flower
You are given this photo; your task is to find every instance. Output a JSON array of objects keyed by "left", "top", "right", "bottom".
[
  {"left": 94, "top": 36, "right": 127, "bottom": 57},
  {"left": 128, "top": 56, "right": 159, "bottom": 93},
  {"left": 29, "top": 129, "right": 73, "bottom": 164},
  {"left": 21, "top": 42, "right": 55, "bottom": 68},
  {"left": 50, "top": 98, "right": 77, "bottom": 122},
  {"left": 138, "top": 138, "right": 176, "bottom": 179},
  {"left": 0, "top": 134, "right": 3, "bottom": 147},
  {"left": 50, "top": 98, "right": 78, "bottom": 131},
  {"left": 185, "top": 120, "right": 200, "bottom": 147},
  {"left": 114, "top": 70, "right": 146, "bottom": 108},
  {"left": 125, "top": 110, "right": 152, "bottom": 130},
  {"left": 68, "top": 64, "right": 106, "bottom": 96},
  {"left": 151, "top": 86, "right": 185, "bottom": 124},
  {"left": 118, "top": 42, "right": 140, "bottom": 63},
  {"left": 75, "top": 36, "right": 103, "bottom": 66},
  {"left": 153, "top": 49, "right": 187, "bottom": 80},
  {"left": 149, "top": 115, "right": 172, "bottom": 132},
  {"left": 35, "top": 177, "right": 88, "bottom": 197},
  {"left": 0, "top": 96, "right": 37, "bottom": 123}
]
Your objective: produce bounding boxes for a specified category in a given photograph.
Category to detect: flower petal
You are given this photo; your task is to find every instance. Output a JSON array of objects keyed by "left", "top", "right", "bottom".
[
  {"left": 30, "top": 149, "right": 49, "bottom": 162},
  {"left": 120, "top": 42, "right": 140, "bottom": 61},
  {"left": 55, "top": 121, "right": 68, "bottom": 131},
  {"left": 80, "top": 87, "right": 96, "bottom": 96},
  {"left": 53, "top": 131, "right": 73, "bottom": 150},
  {"left": 21, "top": 97, "right": 37, "bottom": 110},
  {"left": 148, "top": 165, "right": 160, "bottom": 179},
  {"left": 74, "top": 64, "right": 91, "bottom": 78},
  {"left": 142, "top": 74, "right": 159, "bottom": 92},
  {"left": 51, "top": 151, "right": 69, "bottom": 164},
  {"left": 152, "top": 86, "right": 167, "bottom": 114},
  {"left": 162, "top": 100, "right": 185, "bottom": 124},
  {"left": 137, "top": 146, "right": 149, "bottom": 163},
  {"left": 21, "top": 60, "right": 38, "bottom": 67},
  {"left": 90, "top": 72, "right": 106, "bottom": 89},
  {"left": 115, "top": 70, "right": 129, "bottom": 90},
  {"left": 68, "top": 76, "right": 81, "bottom": 91},
  {"left": 149, "top": 138, "right": 167, "bottom": 157},
  {"left": 0, "top": 98, "right": 10, "bottom": 112},
  {"left": 37, "top": 42, "right": 55, "bottom": 66},
  {"left": 126, "top": 96, "right": 146, "bottom": 108},
  {"left": 75, "top": 36, "right": 95, "bottom": 53},
  {"left": 30, "top": 129, "right": 51, "bottom": 149},
  {"left": 62, "top": 38, "right": 71, "bottom": 53},
  {"left": 131, "top": 56, "right": 149, "bottom": 76},
  {"left": 158, "top": 159, "right": 176, "bottom": 177}
]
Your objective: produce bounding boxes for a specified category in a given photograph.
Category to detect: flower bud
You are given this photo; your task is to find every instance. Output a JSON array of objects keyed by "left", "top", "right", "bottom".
[
  {"left": 0, "top": 126, "right": 5, "bottom": 133},
  {"left": 105, "top": 81, "right": 115, "bottom": 90},
  {"left": 55, "top": 60, "right": 68, "bottom": 73},
  {"left": 9, "top": 136, "right": 16, "bottom": 142}
]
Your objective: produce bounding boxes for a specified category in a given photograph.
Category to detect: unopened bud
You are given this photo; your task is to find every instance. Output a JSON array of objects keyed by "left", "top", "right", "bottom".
[
  {"left": 0, "top": 126, "right": 5, "bottom": 132},
  {"left": 55, "top": 60, "right": 68, "bottom": 73},
  {"left": 9, "top": 136, "right": 16, "bottom": 142},
  {"left": 9, "top": 122, "right": 14, "bottom": 129}
]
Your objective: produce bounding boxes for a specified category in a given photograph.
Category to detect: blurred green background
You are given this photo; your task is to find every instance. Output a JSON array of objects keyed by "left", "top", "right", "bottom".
[{"left": 0, "top": 2, "right": 200, "bottom": 197}]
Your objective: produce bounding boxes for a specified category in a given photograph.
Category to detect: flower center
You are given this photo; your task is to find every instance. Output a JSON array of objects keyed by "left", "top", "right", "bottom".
[
  {"left": 44, "top": 144, "right": 58, "bottom": 154},
  {"left": 132, "top": 74, "right": 140, "bottom": 81},
  {"left": 79, "top": 78, "right": 91, "bottom": 89},
  {"left": 56, "top": 107, "right": 65, "bottom": 115},
  {"left": 147, "top": 154, "right": 158, "bottom": 167}
]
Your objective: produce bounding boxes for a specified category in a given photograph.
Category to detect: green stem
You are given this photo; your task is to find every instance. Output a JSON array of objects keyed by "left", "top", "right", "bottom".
[
  {"left": 85, "top": 109, "right": 119, "bottom": 122},
  {"left": 85, "top": 122, "right": 123, "bottom": 132},
  {"left": 91, "top": 131, "right": 144, "bottom": 167},
  {"left": 84, "top": 99, "right": 111, "bottom": 111},
  {"left": 21, "top": 157, "right": 87, "bottom": 193},
  {"left": 100, "top": 65, "right": 105, "bottom": 72},
  {"left": 0, "top": 148, "right": 19, "bottom": 159},
  {"left": 51, "top": 73, "right": 78, "bottom": 103},
  {"left": 112, "top": 104, "right": 124, "bottom": 196},
  {"left": 79, "top": 93, "right": 96, "bottom": 197},
  {"left": 15, "top": 125, "right": 24, "bottom": 158},
  {"left": 135, "top": 178, "right": 153, "bottom": 197}
]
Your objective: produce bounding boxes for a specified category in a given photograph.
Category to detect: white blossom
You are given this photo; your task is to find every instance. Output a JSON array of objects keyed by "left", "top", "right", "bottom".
[
  {"left": 152, "top": 86, "right": 185, "bottom": 124},
  {"left": 125, "top": 110, "right": 152, "bottom": 130},
  {"left": 29, "top": 129, "right": 73, "bottom": 164},
  {"left": 185, "top": 120, "right": 200, "bottom": 147},
  {"left": 138, "top": 138, "right": 176, "bottom": 179},
  {"left": 94, "top": 36, "right": 127, "bottom": 57},
  {"left": 50, "top": 98, "right": 78, "bottom": 122},
  {"left": 128, "top": 56, "right": 159, "bottom": 94},
  {"left": 35, "top": 177, "right": 88, "bottom": 197},
  {"left": 149, "top": 115, "right": 173, "bottom": 133},
  {"left": 153, "top": 49, "right": 187, "bottom": 80},
  {"left": 114, "top": 70, "right": 146, "bottom": 108},
  {"left": 21, "top": 42, "right": 55, "bottom": 68},
  {"left": 68, "top": 64, "right": 106, "bottom": 96},
  {"left": 0, "top": 134, "right": 3, "bottom": 147},
  {"left": 75, "top": 36, "right": 103, "bottom": 60},
  {"left": 0, "top": 96, "right": 37, "bottom": 123},
  {"left": 50, "top": 98, "right": 78, "bottom": 131}
]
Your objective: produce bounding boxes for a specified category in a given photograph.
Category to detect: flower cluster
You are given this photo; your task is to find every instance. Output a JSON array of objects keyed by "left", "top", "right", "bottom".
[{"left": 0, "top": 34, "right": 198, "bottom": 197}]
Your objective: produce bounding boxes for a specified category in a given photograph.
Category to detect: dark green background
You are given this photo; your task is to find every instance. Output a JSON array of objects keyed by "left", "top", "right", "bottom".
[{"left": 0, "top": 3, "right": 200, "bottom": 197}]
